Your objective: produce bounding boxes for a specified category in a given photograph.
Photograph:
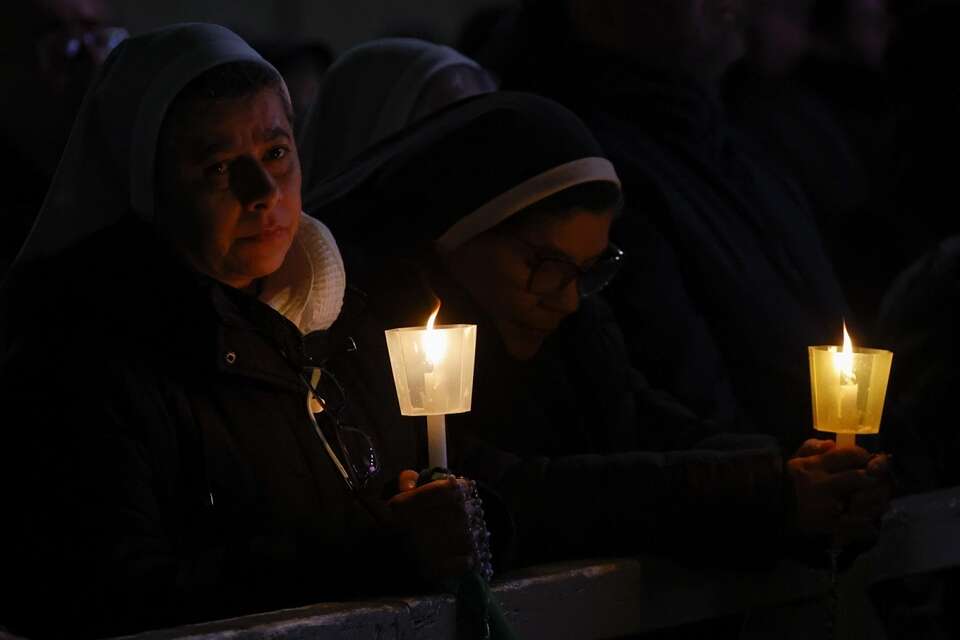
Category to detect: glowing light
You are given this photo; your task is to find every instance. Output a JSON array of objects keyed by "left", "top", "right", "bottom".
[
  {"left": 423, "top": 302, "right": 446, "bottom": 366},
  {"left": 834, "top": 322, "right": 856, "bottom": 383}
]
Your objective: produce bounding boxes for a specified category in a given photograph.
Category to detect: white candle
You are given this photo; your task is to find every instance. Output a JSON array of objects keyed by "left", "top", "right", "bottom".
[
  {"left": 838, "top": 383, "right": 858, "bottom": 425},
  {"left": 836, "top": 432, "right": 856, "bottom": 448},
  {"left": 427, "top": 414, "right": 447, "bottom": 469}
]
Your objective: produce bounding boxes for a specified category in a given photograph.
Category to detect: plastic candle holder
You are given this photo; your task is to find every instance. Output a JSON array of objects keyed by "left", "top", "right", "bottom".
[
  {"left": 808, "top": 330, "right": 893, "bottom": 447},
  {"left": 385, "top": 319, "right": 477, "bottom": 468}
]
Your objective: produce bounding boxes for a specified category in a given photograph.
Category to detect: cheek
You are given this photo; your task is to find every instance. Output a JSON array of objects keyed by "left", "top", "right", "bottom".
[
  {"left": 484, "top": 249, "right": 530, "bottom": 297},
  {"left": 171, "top": 186, "right": 242, "bottom": 261},
  {"left": 278, "top": 154, "right": 303, "bottom": 206},
  {"left": 481, "top": 256, "right": 540, "bottom": 323}
]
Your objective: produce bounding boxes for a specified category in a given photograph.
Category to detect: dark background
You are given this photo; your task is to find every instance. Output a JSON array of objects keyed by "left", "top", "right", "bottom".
[{"left": 110, "top": 0, "right": 503, "bottom": 52}]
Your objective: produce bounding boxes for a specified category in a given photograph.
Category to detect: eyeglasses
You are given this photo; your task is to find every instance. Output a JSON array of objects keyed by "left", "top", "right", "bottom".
[
  {"left": 509, "top": 236, "right": 625, "bottom": 298},
  {"left": 302, "top": 364, "right": 381, "bottom": 493},
  {"left": 36, "top": 26, "right": 129, "bottom": 73}
]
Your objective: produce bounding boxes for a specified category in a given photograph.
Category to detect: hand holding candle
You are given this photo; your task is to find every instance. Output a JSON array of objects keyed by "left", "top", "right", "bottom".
[{"left": 809, "top": 323, "right": 893, "bottom": 447}]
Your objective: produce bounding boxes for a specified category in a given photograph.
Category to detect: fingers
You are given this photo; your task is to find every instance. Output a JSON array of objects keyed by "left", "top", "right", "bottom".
[
  {"left": 388, "top": 478, "right": 464, "bottom": 512},
  {"left": 818, "top": 446, "right": 872, "bottom": 473},
  {"left": 388, "top": 476, "right": 478, "bottom": 584},
  {"left": 397, "top": 469, "right": 419, "bottom": 492},
  {"left": 819, "top": 468, "right": 880, "bottom": 494},
  {"left": 866, "top": 453, "right": 892, "bottom": 478},
  {"left": 795, "top": 438, "right": 835, "bottom": 458}
]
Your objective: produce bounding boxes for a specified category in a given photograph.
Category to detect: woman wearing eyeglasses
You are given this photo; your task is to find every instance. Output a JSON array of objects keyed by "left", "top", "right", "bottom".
[{"left": 309, "top": 91, "right": 891, "bottom": 572}]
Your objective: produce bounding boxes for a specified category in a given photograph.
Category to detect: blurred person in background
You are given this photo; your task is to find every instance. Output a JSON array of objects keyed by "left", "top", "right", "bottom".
[
  {"left": 724, "top": 0, "right": 888, "bottom": 322},
  {"left": 256, "top": 40, "right": 332, "bottom": 125},
  {"left": 0, "top": 0, "right": 126, "bottom": 276},
  {"left": 481, "top": 0, "right": 849, "bottom": 455},
  {"left": 298, "top": 37, "right": 497, "bottom": 192}
]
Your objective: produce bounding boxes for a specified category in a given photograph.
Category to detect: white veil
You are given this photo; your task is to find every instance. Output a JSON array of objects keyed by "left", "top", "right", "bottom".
[
  {"left": 298, "top": 38, "right": 493, "bottom": 184},
  {"left": 13, "top": 23, "right": 345, "bottom": 333},
  {"left": 17, "top": 23, "right": 274, "bottom": 264}
]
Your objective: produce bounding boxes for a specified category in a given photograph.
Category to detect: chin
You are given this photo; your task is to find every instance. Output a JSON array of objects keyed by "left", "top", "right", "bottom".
[
  {"left": 246, "top": 255, "right": 287, "bottom": 281},
  {"left": 235, "top": 239, "right": 293, "bottom": 278}
]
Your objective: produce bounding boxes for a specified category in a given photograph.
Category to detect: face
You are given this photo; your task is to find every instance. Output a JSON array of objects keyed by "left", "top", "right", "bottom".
[
  {"left": 446, "top": 209, "right": 614, "bottom": 360},
  {"left": 155, "top": 87, "right": 301, "bottom": 290},
  {"left": 1, "top": 0, "right": 117, "bottom": 173}
]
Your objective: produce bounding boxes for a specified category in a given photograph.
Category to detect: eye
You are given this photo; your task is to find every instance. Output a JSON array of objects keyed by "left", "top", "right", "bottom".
[
  {"left": 204, "top": 161, "right": 228, "bottom": 179},
  {"left": 266, "top": 146, "right": 289, "bottom": 161}
]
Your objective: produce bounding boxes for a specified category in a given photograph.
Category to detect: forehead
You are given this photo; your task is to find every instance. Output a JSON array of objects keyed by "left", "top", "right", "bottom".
[
  {"left": 514, "top": 209, "right": 614, "bottom": 259},
  {"left": 168, "top": 88, "right": 292, "bottom": 150}
]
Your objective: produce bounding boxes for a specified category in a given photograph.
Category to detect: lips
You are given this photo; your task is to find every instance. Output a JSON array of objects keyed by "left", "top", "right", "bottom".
[{"left": 241, "top": 226, "right": 289, "bottom": 242}]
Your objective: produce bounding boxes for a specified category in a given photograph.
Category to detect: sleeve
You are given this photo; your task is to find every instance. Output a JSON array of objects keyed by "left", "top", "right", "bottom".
[
  {"left": 875, "top": 237, "right": 960, "bottom": 493},
  {"left": 454, "top": 431, "right": 791, "bottom": 571},
  {"left": 606, "top": 207, "right": 746, "bottom": 433}
]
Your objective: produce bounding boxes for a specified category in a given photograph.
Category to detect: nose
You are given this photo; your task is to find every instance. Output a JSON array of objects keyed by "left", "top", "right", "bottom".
[
  {"left": 232, "top": 156, "right": 280, "bottom": 213},
  {"left": 540, "top": 279, "right": 580, "bottom": 317}
]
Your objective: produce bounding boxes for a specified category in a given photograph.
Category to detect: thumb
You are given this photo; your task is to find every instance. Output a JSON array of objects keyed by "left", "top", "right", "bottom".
[
  {"left": 397, "top": 469, "right": 419, "bottom": 492},
  {"left": 795, "top": 438, "right": 835, "bottom": 458}
]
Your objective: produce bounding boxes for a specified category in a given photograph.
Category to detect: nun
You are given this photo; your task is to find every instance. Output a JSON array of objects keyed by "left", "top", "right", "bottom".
[
  {"left": 0, "top": 24, "right": 481, "bottom": 638},
  {"left": 297, "top": 37, "right": 498, "bottom": 187},
  {"left": 309, "top": 91, "right": 892, "bottom": 570}
]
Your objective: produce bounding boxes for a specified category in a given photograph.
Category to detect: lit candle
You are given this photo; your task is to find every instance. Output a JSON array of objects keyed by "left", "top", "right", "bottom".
[
  {"left": 808, "top": 324, "right": 893, "bottom": 449},
  {"left": 422, "top": 305, "right": 446, "bottom": 408},
  {"left": 423, "top": 305, "right": 447, "bottom": 467},
  {"left": 833, "top": 324, "right": 859, "bottom": 446},
  {"left": 385, "top": 303, "right": 477, "bottom": 470}
]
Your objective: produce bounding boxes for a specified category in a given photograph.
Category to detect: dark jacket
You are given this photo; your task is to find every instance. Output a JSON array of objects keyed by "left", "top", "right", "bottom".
[
  {"left": 876, "top": 237, "right": 960, "bottom": 493},
  {"left": 0, "top": 219, "right": 408, "bottom": 639},
  {"left": 504, "top": 52, "right": 850, "bottom": 452},
  {"left": 326, "top": 246, "right": 795, "bottom": 569}
]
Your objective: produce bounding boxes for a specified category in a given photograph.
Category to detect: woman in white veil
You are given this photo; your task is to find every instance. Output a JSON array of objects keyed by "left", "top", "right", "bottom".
[
  {"left": 298, "top": 37, "right": 498, "bottom": 190},
  {"left": 0, "top": 23, "right": 480, "bottom": 639}
]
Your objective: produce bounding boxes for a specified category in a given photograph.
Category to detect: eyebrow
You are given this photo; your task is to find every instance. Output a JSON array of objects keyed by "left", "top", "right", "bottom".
[
  {"left": 194, "top": 126, "right": 292, "bottom": 161},
  {"left": 525, "top": 240, "right": 607, "bottom": 267},
  {"left": 256, "top": 126, "right": 292, "bottom": 144}
]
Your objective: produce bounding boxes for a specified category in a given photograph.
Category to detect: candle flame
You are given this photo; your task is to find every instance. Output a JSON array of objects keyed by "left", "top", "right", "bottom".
[
  {"left": 426, "top": 302, "right": 440, "bottom": 332},
  {"left": 836, "top": 322, "right": 856, "bottom": 382},
  {"left": 423, "top": 302, "right": 446, "bottom": 366}
]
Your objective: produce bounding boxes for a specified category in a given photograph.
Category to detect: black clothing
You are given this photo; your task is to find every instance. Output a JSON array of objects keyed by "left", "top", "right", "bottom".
[
  {"left": 0, "top": 219, "right": 407, "bottom": 639},
  {"left": 318, "top": 241, "right": 793, "bottom": 571},
  {"left": 876, "top": 237, "right": 960, "bottom": 492},
  {"left": 304, "top": 90, "right": 798, "bottom": 571},
  {"left": 503, "top": 50, "right": 850, "bottom": 452},
  {"left": 725, "top": 60, "right": 904, "bottom": 323},
  {"left": 0, "top": 136, "right": 50, "bottom": 279}
]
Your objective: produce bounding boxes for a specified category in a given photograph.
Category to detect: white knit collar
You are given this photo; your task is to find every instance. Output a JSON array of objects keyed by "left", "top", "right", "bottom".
[{"left": 259, "top": 213, "right": 345, "bottom": 334}]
